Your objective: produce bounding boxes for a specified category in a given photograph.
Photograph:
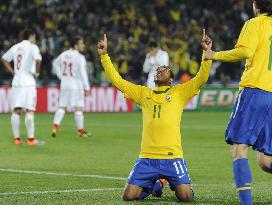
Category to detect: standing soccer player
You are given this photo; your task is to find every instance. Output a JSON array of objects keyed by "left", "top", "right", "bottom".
[
  {"left": 204, "top": 1, "right": 272, "bottom": 204},
  {"left": 143, "top": 40, "right": 169, "bottom": 89},
  {"left": 51, "top": 36, "right": 91, "bottom": 138},
  {"left": 1, "top": 29, "right": 44, "bottom": 145},
  {"left": 97, "top": 33, "right": 212, "bottom": 202}
]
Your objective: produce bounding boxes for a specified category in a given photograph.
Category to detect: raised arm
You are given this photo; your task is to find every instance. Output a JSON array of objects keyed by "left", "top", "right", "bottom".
[
  {"left": 188, "top": 56, "right": 212, "bottom": 88},
  {"left": 186, "top": 30, "right": 213, "bottom": 89},
  {"left": 204, "top": 19, "right": 258, "bottom": 62},
  {"left": 98, "top": 34, "right": 143, "bottom": 104},
  {"left": 179, "top": 30, "right": 212, "bottom": 102}
]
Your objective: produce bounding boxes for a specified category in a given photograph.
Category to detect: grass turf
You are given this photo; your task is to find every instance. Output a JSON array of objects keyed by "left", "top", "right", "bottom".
[{"left": 0, "top": 112, "right": 271, "bottom": 204}]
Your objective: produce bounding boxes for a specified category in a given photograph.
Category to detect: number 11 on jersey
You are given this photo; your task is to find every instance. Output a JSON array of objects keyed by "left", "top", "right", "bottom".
[{"left": 153, "top": 105, "right": 161, "bottom": 118}]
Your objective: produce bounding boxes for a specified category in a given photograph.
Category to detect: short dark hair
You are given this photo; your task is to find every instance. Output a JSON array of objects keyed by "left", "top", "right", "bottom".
[
  {"left": 148, "top": 40, "right": 158, "bottom": 48},
  {"left": 22, "top": 29, "right": 35, "bottom": 40},
  {"left": 255, "top": 0, "right": 272, "bottom": 16},
  {"left": 70, "top": 36, "right": 83, "bottom": 47}
]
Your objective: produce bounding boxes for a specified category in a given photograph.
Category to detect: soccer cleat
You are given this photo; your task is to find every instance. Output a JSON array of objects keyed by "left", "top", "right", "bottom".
[
  {"left": 14, "top": 138, "right": 22, "bottom": 145},
  {"left": 78, "top": 130, "right": 91, "bottom": 138},
  {"left": 27, "top": 138, "right": 45, "bottom": 146},
  {"left": 51, "top": 127, "right": 57, "bottom": 138},
  {"left": 152, "top": 179, "right": 167, "bottom": 198}
]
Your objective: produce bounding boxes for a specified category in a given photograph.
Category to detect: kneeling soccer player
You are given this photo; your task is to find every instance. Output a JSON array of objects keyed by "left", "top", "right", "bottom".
[{"left": 97, "top": 33, "right": 212, "bottom": 202}]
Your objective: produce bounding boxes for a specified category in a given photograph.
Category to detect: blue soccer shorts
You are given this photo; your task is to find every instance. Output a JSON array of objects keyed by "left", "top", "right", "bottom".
[
  {"left": 127, "top": 158, "right": 191, "bottom": 189},
  {"left": 226, "top": 88, "right": 272, "bottom": 155}
]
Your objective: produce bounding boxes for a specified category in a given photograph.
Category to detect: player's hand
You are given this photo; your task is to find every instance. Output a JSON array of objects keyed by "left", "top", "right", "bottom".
[
  {"left": 34, "top": 73, "right": 40, "bottom": 79},
  {"left": 201, "top": 36, "right": 212, "bottom": 51},
  {"left": 97, "top": 34, "right": 108, "bottom": 56},
  {"left": 201, "top": 29, "right": 212, "bottom": 51},
  {"left": 147, "top": 49, "right": 158, "bottom": 58},
  {"left": 204, "top": 50, "right": 216, "bottom": 60},
  {"left": 84, "top": 89, "right": 90, "bottom": 97}
]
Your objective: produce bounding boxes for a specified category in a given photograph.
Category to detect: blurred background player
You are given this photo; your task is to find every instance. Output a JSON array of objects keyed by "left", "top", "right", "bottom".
[
  {"left": 97, "top": 33, "right": 212, "bottom": 202},
  {"left": 143, "top": 40, "right": 169, "bottom": 89},
  {"left": 51, "top": 36, "right": 91, "bottom": 138},
  {"left": 1, "top": 29, "right": 44, "bottom": 145},
  {"left": 204, "top": 0, "right": 272, "bottom": 204}
]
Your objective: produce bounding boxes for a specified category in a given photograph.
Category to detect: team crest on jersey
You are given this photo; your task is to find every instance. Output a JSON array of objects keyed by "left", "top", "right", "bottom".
[{"left": 166, "top": 94, "right": 171, "bottom": 102}]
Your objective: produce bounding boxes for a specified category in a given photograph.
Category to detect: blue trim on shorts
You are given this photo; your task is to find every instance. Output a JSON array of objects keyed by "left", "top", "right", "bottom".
[{"left": 127, "top": 158, "right": 191, "bottom": 189}]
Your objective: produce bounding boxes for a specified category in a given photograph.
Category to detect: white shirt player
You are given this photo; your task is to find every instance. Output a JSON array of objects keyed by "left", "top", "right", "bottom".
[
  {"left": 143, "top": 49, "right": 169, "bottom": 89},
  {"left": 53, "top": 49, "right": 90, "bottom": 91},
  {"left": 2, "top": 40, "right": 42, "bottom": 87}
]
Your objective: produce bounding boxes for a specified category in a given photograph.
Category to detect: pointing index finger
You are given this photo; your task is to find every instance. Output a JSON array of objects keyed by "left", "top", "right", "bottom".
[{"left": 203, "top": 29, "right": 206, "bottom": 38}]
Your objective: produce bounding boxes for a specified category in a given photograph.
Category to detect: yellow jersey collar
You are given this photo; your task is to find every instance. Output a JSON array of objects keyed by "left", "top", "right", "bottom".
[
  {"left": 259, "top": 13, "right": 268, "bottom": 17},
  {"left": 153, "top": 86, "right": 171, "bottom": 94}
]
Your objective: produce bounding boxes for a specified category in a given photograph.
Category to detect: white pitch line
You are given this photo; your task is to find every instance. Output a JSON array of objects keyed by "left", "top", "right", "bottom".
[
  {"left": 0, "top": 121, "right": 225, "bottom": 130},
  {"left": 0, "top": 168, "right": 126, "bottom": 181},
  {"left": 0, "top": 188, "right": 123, "bottom": 196}
]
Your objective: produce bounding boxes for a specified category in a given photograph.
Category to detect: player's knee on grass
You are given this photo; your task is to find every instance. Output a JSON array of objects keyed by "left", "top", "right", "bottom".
[
  {"left": 122, "top": 193, "right": 136, "bottom": 201},
  {"left": 122, "top": 184, "right": 143, "bottom": 201},
  {"left": 122, "top": 191, "right": 140, "bottom": 201},
  {"left": 174, "top": 185, "right": 194, "bottom": 202}
]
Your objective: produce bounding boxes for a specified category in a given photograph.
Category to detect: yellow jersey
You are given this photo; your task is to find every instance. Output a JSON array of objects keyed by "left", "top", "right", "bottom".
[
  {"left": 214, "top": 14, "right": 272, "bottom": 91},
  {"left": 101, "top": 54, "right": 211, "bottom": 159}
]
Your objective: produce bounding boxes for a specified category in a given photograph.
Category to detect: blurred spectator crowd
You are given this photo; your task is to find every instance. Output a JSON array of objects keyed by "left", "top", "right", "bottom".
[{"left": 0, "top": 0, "right": 252, "bottom": 87}]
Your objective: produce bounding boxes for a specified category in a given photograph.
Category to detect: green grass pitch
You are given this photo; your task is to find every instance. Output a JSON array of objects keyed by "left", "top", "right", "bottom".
[{"left": 0, "top": 112, "right": 271, "bottom": 205}]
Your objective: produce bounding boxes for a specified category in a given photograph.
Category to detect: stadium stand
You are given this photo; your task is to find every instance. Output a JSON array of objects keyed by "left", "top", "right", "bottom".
[{"left": 0, "top": 0, "right": 252, "bottom": 86}]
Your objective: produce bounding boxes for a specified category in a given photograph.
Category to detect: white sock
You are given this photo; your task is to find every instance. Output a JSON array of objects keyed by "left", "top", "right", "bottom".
[
  {"left": 74, "top": 111, "right": 84, "bottom": 130},
  {"left": 11, "top": 113, "right": 20, "bottom": 138},
  {"left": 53, "top": 108, "right": 65, "bottom": 126},
  {"left": 25, "top": 112, "right": 35, "bottom": 139}
]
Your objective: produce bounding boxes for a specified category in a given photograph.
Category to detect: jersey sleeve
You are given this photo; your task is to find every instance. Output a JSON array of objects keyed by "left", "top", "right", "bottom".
[
  {"left": 101, "top": 54, "right": 143, "bottom": 105},
  {"left": 32, "top": 45, "right": 42, "bottom": 61},
  {"left": 160, "top": 51, "right": 169, "bottom": 66},
  {"left": 143, "top": 56, "right": 151, "bottom": 73},
  {"left": 52, "top": 55, "right": 62, "bottom": 79},
  {"left": 79, "top": 56, "right": 90, "bottom": 91},
  {"left": 235, "top": 19, "right": 259, "bottom": 53},
  {"left": 2, "top": 46, "right": 14, "bottom": 62},
  {"left": 213, "top": 46, "right": 253, "bottom": 62},
  {"left": 176, "top": 57, "right": 212, "bottom": 103}
]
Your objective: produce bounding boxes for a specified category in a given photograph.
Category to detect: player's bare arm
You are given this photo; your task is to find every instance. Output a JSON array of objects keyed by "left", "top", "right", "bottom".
[
  {"left": 35, "top": 60, "right": 41, "bottom": 78},
  {"left": 1, "top": 58, "right": 14, "bottom": 76},
  {"left": 202, "top": 29, "right": 254, "bottom": 62},
  {"left": 98, "top": 34, "right": 142, "bottom": 105},
  {"left": 182, "top": 30, "right": 213, "bottom": 90}
]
